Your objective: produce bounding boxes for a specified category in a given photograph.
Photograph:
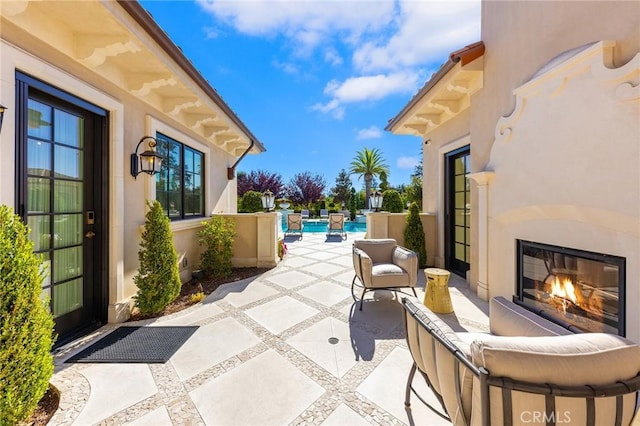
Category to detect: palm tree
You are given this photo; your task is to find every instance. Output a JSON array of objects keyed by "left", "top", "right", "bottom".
[{"left": 349, "top": 148, "right": 389, "bottom": 209}]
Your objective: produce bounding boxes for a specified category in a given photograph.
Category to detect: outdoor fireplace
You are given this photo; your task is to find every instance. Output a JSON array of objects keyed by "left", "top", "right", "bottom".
[{"left": 516, "top": 240, "right": 626, "bottom": 336}]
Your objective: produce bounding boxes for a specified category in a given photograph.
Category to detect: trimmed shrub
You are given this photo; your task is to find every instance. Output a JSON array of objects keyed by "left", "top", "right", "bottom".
[
  {"left": 198, "top": 215, "right": 236, "bottom": 278},
  {"left": 240, "top": 191, "right": 263, "bottom": 213},
  {"left": 0, "top": 205, "right": 55, "bottom": 425},
  {"left": 133, "top": 201, "right": 182, "bottom": 315},
  {"left": 381, "top": 189, "right": 404, "bottom": 213},
  {"left": 349, "top": 188, "right": 357, "bottom": 220},
  {"left": 404, "top": 202, "right": 427, "bottom": 268}
]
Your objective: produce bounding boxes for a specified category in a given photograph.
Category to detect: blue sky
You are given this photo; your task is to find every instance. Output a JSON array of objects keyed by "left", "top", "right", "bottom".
[{"left": 139, "top": 0, "right": 481, "bottom": 189}]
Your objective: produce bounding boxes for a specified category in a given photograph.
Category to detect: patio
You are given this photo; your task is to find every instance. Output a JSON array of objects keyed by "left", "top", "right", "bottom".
[{"left": 49, "top": 231, "right": 489, "bottom": 425}]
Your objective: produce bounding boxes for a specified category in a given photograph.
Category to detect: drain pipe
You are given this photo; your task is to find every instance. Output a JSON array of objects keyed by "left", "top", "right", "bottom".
[{"left": 227, "top": 139, "right": 255, "bottom": 180}]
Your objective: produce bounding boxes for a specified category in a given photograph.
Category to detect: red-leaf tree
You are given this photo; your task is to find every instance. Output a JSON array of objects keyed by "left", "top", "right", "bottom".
[
  {"left": 284, "top": 172, "right": 326, "bottom": 205},
  {"left": 237, "top": 170, "right": 285, "bottom": 197}
]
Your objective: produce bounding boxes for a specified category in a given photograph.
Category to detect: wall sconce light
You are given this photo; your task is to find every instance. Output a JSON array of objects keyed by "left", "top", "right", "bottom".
[
  {"left": 131, "top": 136, "right": 163, "bottom": 179},
  {"left": 369, "top": 189, "right": 384, "bottom": 212},
  {"left": 0, "top": 105, "right": 7, "bottom": 134},
  {"left": 261, "top": 189, "right": 275, "bottom": 212}
]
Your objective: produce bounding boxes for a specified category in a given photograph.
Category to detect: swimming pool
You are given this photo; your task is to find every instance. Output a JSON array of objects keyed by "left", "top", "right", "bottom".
[{"left": 281, "top": 218, "right": 366, "bottom": 233}]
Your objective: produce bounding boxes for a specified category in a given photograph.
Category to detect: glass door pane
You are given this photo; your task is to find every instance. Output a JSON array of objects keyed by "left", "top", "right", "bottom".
[
  {"left": 446, "top": 147, "right": 470, "bottom": 276},
  {"left": 26, "top": 99, "right": 85, "bottom": 319}
]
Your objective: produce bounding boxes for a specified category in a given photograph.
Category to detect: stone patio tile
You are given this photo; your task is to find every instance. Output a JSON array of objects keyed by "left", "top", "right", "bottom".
[
  {"left": 266, "top": 270, "right": 317, "bottom": 289},
  {"left": 287, "top": 246, "right": 316, "bottom": 256},
  {"left": 327, "top": 255, "right": 354, "bottom": 267},
  {"left": 171, "top": 317, "right": 260, "bottom": 380},
  {"left": 303, "top": 262, "right": 348, "bottom": 278},
  {"left": 287, "top": 317, "right": 369, "bottom": 377},
  {"left": 218, "top": 281, "right": 279, "bottom": 307},
  {"left": 245, "top": 295, "right": 319, "bottom": 335},
  {"left": 74, "top": 364, "right": 157, "bottom": 425},
  {"left": 281, "top": 256, "right": 319, "bottom": 268},
  {"left": 331, "top": 270, "right": 356, "bottom": 286},
  {"left": 357, "top": 347, "right": 450, "bottom": 425},
  {"left": 347, "top": 294, "right": 405, "bottom": 336},
  {"left": 190, "top": 349, "right": 325, "bottom": 425},
  {"left": 322, "top": 403, "right": 372, "bottom": 425},
  {"left": 152, "top": 301, "right": 223, "bottom": 326},
  {"left": 298, "top": 282, "right": 350, "bottom": 307},
  {"left": 125, "top": 406, "right": 172, "bottom": 426},
  {"left": 304, "top": 251, "right": 342, "bottom": 261}
]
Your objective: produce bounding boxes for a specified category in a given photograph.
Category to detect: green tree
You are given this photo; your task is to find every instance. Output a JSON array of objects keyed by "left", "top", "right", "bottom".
[
  {"left": 0, "top": 205, "right": 55, "bottom": 424},
  {"left": 133, "top": 201, "right": 182, "bottom": 315},
  {"left": 198, "top": 216, "right": 236, "bottom": 278},
  {"left": 239, "top": 190, "right": 263, "bottom": 213},
  {"left": 405, "top": 175, "right": 423, "bottom": 208},
  {"left": 331, "top": 169, "right": 352, "bottom": 207},
  {"left": 349, "top": 148, "right": 389, "bottom": 209},
  {"left": 349, "top": 187, "right": 357, "bottom": 220},
  {"left": 406, "top": 148, "right": 423, "bottom": 207},
  {"left": 379, "top": 170, "right": 390, "bottom": 192},
  {"left": 404, "top": 202, "right": 427, "bottom": 267},
  {"left": 381, "top": 189, "right": 404, "bottom": 213}
]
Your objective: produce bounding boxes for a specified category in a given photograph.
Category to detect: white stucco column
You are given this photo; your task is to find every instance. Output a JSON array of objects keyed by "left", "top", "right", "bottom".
[
  {"left": 256, "top": 212, "right": 278, "bottom": 267},
  {"left": 366, "top": 212, "right": 390, "bottom": 238},
  {"left": 468, "top": 171, "right": 494, "bottom": 301}
]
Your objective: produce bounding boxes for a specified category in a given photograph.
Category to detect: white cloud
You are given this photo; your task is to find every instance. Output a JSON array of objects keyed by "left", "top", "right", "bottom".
[
  {"left": 197, "top": 0, "right": 395, "bottom": 51},
  {"left": 352, "top": 0, "right": 481, "bottom": 72},
  {"left": 272, "top": 60, "right": 300, "bottom": 75},
  {"left": 324, "top": 48, "right": 343, "bottom": 66},
  {"left": 197, "top": 0, "right": 481, "bottom": 116},
  {"left": 356, "top": 126, "right": 383, "bottom": 140},
  {"left": 310, "top": 99, "right": 345, "bottom": 120},
  {"left": 397, "top": 156, "right": 420, "bottom": 169},
  {"left": 203, "top": 26, "right": 220, "bottom": 39},
  {"left": 312, "top": 71, "right": 421, "bottom": 118},
  {"left": 324, "top": 71, "right": 422, "bottom": 103}
]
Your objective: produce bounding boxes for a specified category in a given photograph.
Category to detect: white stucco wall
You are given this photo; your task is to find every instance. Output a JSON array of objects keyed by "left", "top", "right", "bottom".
[
  {"left": 0, "top": 32, "right": 243, "bottom": 324},
  {"left": 485, "top": 42, "right": 640, "bottom": 342}
]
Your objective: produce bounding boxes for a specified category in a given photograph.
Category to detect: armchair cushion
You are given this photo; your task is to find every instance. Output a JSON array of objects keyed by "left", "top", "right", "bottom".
[
  {"left": 489, "top": 296, "right": 572, "bottom": 337},
  {"left": 470, "top": 333, "right": 640, "bottom": 425}
]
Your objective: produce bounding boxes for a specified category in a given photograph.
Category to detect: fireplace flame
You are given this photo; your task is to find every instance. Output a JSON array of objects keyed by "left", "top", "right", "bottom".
[{"left": 550, "top": 277, "right": 577, "bottom": 304}]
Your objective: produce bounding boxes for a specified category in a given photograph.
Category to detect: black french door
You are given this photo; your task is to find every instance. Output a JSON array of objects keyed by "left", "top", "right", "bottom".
[
  {"left": 445, "top": 146, "right": 470, "bottom": 277},
  {"left": 15, "top": 72, "right": 108, "bottom": 343}
]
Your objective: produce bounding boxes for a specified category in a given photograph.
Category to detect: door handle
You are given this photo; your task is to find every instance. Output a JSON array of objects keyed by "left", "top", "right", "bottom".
[{"left": 85, "top": 231, "right": 96, "bottom": 238}]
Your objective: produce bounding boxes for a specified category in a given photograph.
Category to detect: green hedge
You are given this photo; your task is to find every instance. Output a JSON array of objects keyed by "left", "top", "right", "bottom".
[
  {"left": 133, "top": 201, "right": 182, "bottom": 315},
  {"left": 0, "top": 205, "right": 55, "bottom": 425},
  {"left": 404, "top": 202, "right": 427, "bottom": 267}
]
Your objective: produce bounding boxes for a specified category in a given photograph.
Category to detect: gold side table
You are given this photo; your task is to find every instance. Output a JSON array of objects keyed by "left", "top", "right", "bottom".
[{"left": 424, "top": 268, "right": 454, "bottom": 313}]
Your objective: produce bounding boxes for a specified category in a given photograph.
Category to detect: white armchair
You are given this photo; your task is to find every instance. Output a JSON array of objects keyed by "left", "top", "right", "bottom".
[{"left": 352, "top": 238, "right": 418, "bottom": 310}]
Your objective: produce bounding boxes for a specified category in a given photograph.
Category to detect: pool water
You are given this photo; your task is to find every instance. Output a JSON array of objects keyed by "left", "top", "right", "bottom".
[{"left": 281, "top": 219, "right": 366, "bottom": 233}]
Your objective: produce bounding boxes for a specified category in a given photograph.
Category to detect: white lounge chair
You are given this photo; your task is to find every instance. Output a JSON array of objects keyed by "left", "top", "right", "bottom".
[
  {"left": 285, "top": 213, "right": 303, "bottom": 240},
  {"left": 301, "top": 209, "right": 310, "bottom": 219},
  {"left": 320, "top": 209, "right": 329, "bottom": 219},
  {"left": 326, "top": 213, "right": 346, "bottom": 240}
]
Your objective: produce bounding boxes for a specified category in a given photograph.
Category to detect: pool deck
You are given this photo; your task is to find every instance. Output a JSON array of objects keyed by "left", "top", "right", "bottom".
[{"left": 49, "top": 231, "right": 489, "bottom": 425}]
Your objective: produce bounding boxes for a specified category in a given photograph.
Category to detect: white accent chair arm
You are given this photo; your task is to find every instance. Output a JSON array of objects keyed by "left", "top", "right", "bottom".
[
  {"left": 393, "top": 246, "right": 418, "bottom": 287},
  {"left": 353, "top": 247, "right": 373, "bottom": 287}
]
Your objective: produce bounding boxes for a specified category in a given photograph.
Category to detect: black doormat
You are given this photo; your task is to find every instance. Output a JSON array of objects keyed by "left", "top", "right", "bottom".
[{"left": 66, "top": 326, "right": 199, "bottom": 364}]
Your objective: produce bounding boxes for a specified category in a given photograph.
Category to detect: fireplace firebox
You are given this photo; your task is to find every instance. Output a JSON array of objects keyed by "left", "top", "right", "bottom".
[{"left": 516, "top": 240, "right": 625, "bottom": 336}]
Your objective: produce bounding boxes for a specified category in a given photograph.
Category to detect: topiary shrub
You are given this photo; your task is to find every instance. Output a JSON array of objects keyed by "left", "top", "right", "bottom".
[
  {"left": 198, "top": 215, "right": 236, "bottom": 278},
  {"left": 349, "top": 188, "right": 357, "bottom": 220},
  {"left": 381, "top": 189, "right": 404, "bottom": 213},
  {"left": 0, "top": 205, "right": 55, "bottom": 425},
  {"left": 240, "top": 191, "right": 263, "bottom": 213},
  {"left": 133, "top": 200, "right": 182, "bottom": 315},
  {"left": 404, "top": 202, "right": 427, "bottom": 268}
]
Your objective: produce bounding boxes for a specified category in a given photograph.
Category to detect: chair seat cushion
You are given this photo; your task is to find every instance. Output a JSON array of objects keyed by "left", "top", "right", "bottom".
[{"left": 370, "top": 263, "right": 409, "bottom": 288}]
